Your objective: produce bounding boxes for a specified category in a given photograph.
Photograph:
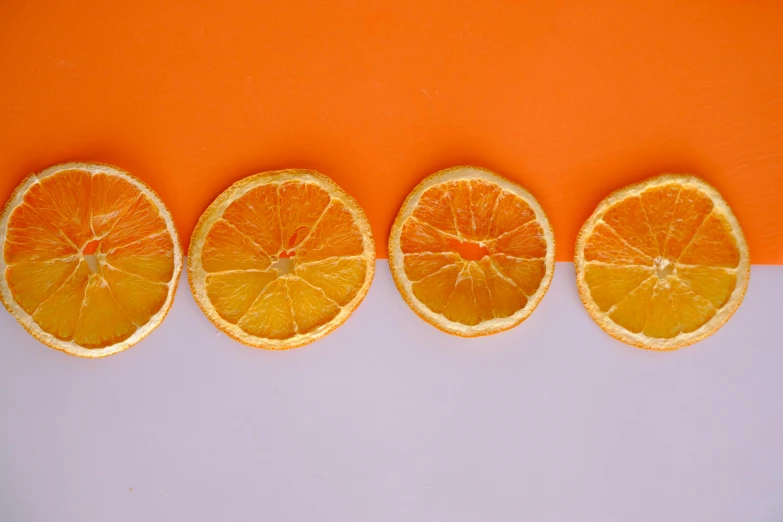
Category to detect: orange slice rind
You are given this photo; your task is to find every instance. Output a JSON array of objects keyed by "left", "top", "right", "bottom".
[
  {"left": 188, "top": 169, "right": 375, "bottom": 350},
  {"left": 389, "top": 166, "right": 555, "bottom": 337},
  {"left": 0, "top": 162, "right": 183, "bottom": 357},
  {"left": 575, "top": 174, "right": 750, "bottom": 350}
]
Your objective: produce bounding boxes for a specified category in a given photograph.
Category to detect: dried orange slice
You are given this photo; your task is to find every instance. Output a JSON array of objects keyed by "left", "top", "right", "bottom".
[
  {"left": 389, "top": 166, "right": 555, "bottom": 337},
  {"left": 575, "top": 174, "right": 750, "bottom": 350},
  {"left": 0, "top": 162, "right": 183, "bottom": 357},
  {"left": 188, "top": 169, "right": 375, "bottom": 350}
]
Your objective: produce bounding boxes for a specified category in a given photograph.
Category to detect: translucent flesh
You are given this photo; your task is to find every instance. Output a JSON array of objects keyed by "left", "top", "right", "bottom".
[
  {"left": 583, "top": 183, "right": 742, "bottom": 339},
  {"left": 3, "top": 171, "right": 176, "bottom": 349},
  {"left": 201, "top": 220, "right": 271, "bottom": 273},
  {"left": 206, "top": 270, "right": 277, "bottom": 324},
  {"left": 200, "top": 180, "right": 370, "bottom": 340},
  {"left": 401, "top": 179, "right": 547, "bottom": 325},
  {"left": 295, "top": 257, "right": 367, "bottom": 306}
]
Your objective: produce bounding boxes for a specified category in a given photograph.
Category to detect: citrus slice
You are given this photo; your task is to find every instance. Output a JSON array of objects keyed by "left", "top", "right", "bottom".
[
  {"left": 0, "top": 162, "right": 183, "bottom": 358},
  {"left": 575, "top": 174, "right": 750, "bottom": 350},
  {"left": 188, "top": 169, "right": 375, "bottom": 350},
  {"left": 388, "top": 166, "right": 555, "bottom": 337}
]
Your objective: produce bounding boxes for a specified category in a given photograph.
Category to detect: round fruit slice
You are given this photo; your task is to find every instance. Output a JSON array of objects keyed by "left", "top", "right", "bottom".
[
  {"left": 575, "top": 174, "right": 750, "bottom": 350},
  {"left": 0, "top": 162, "right": 183, "bottom": 358},
  {"left": 389, "top": 166, "right": 555, "bottom": 337},
  {"left": 188, "top": 169, "right": 375, "bottom": 350}
]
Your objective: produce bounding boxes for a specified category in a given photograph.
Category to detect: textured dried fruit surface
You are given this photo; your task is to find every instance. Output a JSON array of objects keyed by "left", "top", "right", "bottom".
[
  {"left": 0, "top": 163, "right": 182, "bottom": 357},
  {"left": 389, "top": 166, "right": 555, "bottom": 337},
  {"left": 575, "top": 174, "right": 749, "bottom": 350},
  {"left": 188, "top": 169, "right": 375, "bottom": 350}
]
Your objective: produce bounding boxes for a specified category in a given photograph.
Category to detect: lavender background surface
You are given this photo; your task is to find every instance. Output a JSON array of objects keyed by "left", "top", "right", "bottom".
[{"left": 1, "top": 263, "right": 782, "bottom": 522}]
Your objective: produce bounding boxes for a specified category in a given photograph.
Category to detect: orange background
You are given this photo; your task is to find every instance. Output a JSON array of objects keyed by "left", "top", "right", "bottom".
[{"left": 1, "top": 1, "right": 782, "bottom": 262}]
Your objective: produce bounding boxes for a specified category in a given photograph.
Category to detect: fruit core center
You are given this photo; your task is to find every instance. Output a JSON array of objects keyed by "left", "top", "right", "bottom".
[
  {"left": 82, "top": 240, "right": 100, "bottom": 273},
  {"left": 272, "top": 252, "right": 295, "bottom": 275},
  {"left": 448, "top": 238, "right": 489, "bottom": 261},
  {"left": 654, "top": 257, "right": 674, "bottom": 279},
  {"left": 83, "top": 239, "right": 99, "bottom": 255},
  {"left": 83, "top": 255, "right": 98, "bottom": 273}
]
